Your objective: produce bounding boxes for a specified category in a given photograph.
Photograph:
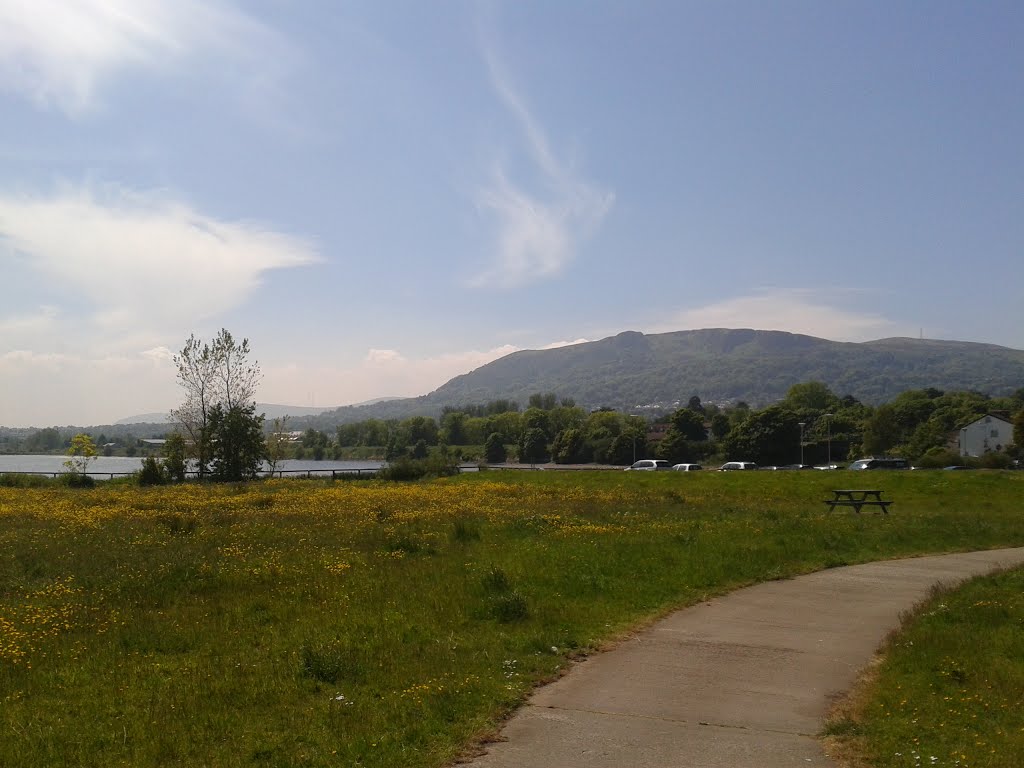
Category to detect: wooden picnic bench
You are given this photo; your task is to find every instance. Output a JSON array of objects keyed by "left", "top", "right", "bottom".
[{"left": 824, "top": 489, "right": 893, "bottom": 514}]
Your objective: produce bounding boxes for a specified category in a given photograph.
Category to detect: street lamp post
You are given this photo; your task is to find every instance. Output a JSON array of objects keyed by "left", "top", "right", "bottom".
[
  {"left": 798, "top": 422, "right": 806, "bottom": 465},
  {"left": 823, "top": 413, "right": 834, "bottom": 468}
]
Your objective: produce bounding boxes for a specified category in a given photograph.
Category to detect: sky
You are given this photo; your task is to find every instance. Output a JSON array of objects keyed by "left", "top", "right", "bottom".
[{"left": 1, "top": 1, "right": 1023, "bottom": 427}]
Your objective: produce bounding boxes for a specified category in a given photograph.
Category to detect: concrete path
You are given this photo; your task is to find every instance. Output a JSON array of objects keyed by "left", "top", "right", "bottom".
[{"left": 466, "top": 548, "right": 1024, "bottom": 768}]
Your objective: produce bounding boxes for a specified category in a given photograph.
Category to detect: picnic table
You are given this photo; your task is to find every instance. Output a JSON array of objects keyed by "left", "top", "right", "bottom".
[{"left": 824, "top": 489, "right": 892, "bottom": 514}]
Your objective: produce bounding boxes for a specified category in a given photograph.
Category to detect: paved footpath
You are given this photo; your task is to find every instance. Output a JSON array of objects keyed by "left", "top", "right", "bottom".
[{"left": 466, "top": 548, "right": 1024, "bottom": 768}]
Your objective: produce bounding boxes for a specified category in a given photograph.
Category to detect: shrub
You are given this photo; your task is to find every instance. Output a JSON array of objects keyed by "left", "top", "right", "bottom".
[
  {"left": 377, "top": 455, "right": 459, "bottom": 481},
  {"left": 59, "top": 472, "right": 95, "bottom": 488},
  {"left": 915, "top": 447, "right": 962, "bottom": 469},
  {"left": 0, "top": 473, "right": 52, "bottom": 488},
  {"left": 491, "top": 590, "right": 529, "bottom": 623},
  {"left": 138, "top": 456, "right": 167, "bottom": 486},
  {"left": 481, "top": 566, "right": 510, "bottom": 593},
  {"left": 977, "top": 451, "right": 1013, "bottom": 469},
  {"left": 299, "top": 640, "right": 366, "bottom": 684}
]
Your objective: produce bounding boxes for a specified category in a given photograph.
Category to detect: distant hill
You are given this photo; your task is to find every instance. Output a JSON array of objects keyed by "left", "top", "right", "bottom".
[
  {"left": 115, "top": 401, "right": 391, "bottom": 426},
  {"left": 296, "top": 329, "right": 1024, "bottom": 428}
]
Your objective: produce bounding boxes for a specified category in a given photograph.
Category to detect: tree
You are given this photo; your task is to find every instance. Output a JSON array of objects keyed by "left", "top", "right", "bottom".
[
  {"left": 518, "top": 427, "right": 548, "bottom": 465},
  {"left": 528, "top": 392, "right": 558, "bottom": 410},
  {"left": 687, "top": 395, "right": 703, "bottom": 413},
  {"left": 266, "top": 416, "right": 290, "bottom": 475},
  {"left": 172, "top": 329, "right": 263, "bottom": 481},
  {"left": 1014, "top": 409, "right": 1024, "bottom": 451},
  {"left": 208, "top": 403, "right": 265, "bottom": 482},
  {"left": 171, "top": 334, "right": 220, "bottom": 478},
  {"left": 440, "top": 411, "right": 468, "bottom": 445},
  {"left": 400, "top": 416, "right": 439, "bottom": 446},
  {"left": 657, "top": 408, "right": 707, "bottom": 464},
  {"left": 521, "top": 407, "right": 552, "bottom": 439},
  {"left": 783, "top": 381, "right": 838, "bottom": 412},
  {"left": 862, "top": 405, "right": 901, "bottom": 456},
  {"left": 302, "top": 428, "right": 331, "bottom": 460},
  {"left": 64, "top": 433, "right": 97, "bottom": 479},
  {"left": 710, "top": 413, "right": 730, "bottom": 440},
  {"left": 484, "top": 432, "right": 507, "bottom": 463},
  {"left": 25, "top": 427, "right": 61, "bottom": 452},
  {"left": 163, "top": 433, "right": 187, "bottom": 482},
  {"left": 551, "top": 427, "right": 588, "bottom": 464},
  {"left": 669, "top": 408, "right": 707, "bottom": 441},
  {"left": 722, "top": 406, "right": 801, "bottom": 466}
]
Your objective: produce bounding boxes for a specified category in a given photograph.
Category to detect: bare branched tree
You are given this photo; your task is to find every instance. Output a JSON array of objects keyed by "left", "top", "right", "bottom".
[{"left": 171, "top": 329, "right": 263, "bottom": 479}]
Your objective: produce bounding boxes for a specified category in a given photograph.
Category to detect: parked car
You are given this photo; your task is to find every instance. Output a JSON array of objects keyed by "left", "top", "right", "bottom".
[
  {"left": 672, "top": 463, "right": 703, "bottom": 471},
  {"left": 848, "top": 457, "right": 911, "bottom": 470},
  {"left": 625, "top": 459, "right": 672, "bottom": 471},
  {"left": 719, "top": 461, "right": 758, "bottom": 471}
]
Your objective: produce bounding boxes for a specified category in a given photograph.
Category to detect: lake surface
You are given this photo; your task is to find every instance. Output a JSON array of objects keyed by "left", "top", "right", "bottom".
[{"left": 0, "top": 455, "right": 385, "bottom": 477}]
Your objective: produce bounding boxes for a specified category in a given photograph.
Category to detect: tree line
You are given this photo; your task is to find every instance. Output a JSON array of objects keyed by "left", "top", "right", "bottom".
[{"left": 285, "top": 382, "right": 1024, "bottom": 468}]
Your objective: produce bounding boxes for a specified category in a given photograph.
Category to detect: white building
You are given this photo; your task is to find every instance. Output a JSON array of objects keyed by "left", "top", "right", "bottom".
[{"left": 959, "top": 414, "right": 1015, "bottom": 457}]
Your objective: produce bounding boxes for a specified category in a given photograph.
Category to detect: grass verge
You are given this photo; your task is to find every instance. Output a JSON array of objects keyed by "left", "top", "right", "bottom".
[{"left": 824, "top": 565, "right": 1024, "bottom": 768}]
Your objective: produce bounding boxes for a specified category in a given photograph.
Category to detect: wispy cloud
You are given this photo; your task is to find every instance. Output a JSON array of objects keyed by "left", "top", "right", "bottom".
[
  {"left": 0, "top": 184, "right": 320, "bottom": 348},
  {"left": 0, "top": 0, "right": 286, "bottom": 114},
  {"left": 471, "top": 33, "right": 613, "bottom": 288},
  {"left": 655, "top": 289, "right": 913, "bottom": 342}
]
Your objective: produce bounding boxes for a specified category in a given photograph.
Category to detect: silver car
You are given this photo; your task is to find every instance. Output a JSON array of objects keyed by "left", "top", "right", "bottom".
[
  {"left": 719, "top": 461, "right": 758, "bottom": 471},
  {"left": 625, "top": 459, "right": 672, "bottom": 471}
]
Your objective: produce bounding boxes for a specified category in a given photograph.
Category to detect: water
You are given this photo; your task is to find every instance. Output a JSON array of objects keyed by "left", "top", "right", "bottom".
[{"left": 0, "top": 455, "right": 385, "bottom": 477}]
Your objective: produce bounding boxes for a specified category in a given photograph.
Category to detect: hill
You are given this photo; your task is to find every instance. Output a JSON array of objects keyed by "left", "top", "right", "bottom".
[
  {"left": 297, "top": 329, "right": 1024, "bottom": 428},
  {"left": 114, "top": 402, "right": 398, "bottom": 426},
  {"left": 432, "top": 329, "right": 1024, "bottom": 408}
]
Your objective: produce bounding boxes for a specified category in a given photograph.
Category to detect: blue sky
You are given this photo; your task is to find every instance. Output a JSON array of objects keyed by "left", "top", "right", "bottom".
[{"left": 1, "top": 1, "right": 1022, "bottom": 427}]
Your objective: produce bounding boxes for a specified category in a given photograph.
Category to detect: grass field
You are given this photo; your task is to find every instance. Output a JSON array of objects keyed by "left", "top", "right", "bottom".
[
  {"left": 1, "top": 470, "right": 1022, "bottom": 767},
  {"left": 825, "top": 565, "right": 1024, "bottom": 768}
]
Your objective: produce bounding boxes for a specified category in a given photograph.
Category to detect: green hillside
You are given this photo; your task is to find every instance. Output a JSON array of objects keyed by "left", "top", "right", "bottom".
[{"left": 292, "top": 329, "right": 1024, "bottom": 428}]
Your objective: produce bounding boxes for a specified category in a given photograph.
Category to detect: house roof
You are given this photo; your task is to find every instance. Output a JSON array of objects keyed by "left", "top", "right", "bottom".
[{"left": 961, "top": 413, "right": 1014, "bottom": 430}]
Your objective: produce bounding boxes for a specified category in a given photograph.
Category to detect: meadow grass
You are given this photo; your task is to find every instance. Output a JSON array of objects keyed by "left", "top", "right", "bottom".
[
  {"left": 1, "top": 469, "right": 1022, "bottom": 767},
  {"left": 825, "top": 566, "right": 1024, "bottom": 768}
]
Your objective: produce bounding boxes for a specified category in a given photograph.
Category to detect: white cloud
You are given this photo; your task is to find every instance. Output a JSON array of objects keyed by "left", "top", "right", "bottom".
[
  {"left": 0, "top": 305, "right": 59, "bottom": 337},
  {"left": 0, "top": 0, "right": 285, "bottom": 114},
  {"left": 365, "top": 349, "right": 404, "bottom": 364},
  {"left": 0, "top": 185, "right": 320, "bottom": 348},
  {"left": 655, "top": 290, "right": 913, "bottom": 342},
  {"left": 262, "top": 344, "right": 522, "bottom": 409},
  {"left": 540, "top": 338, "right": 589, "bottom": 350},
  {"left": 0, "top": 348, "right": 179, "bottom": 426},
  {"left": 140, "top": 345, "right": 173, "bottom": 364},
  {"left": 471, "top": 39, "right": 613, "bottom": 288}
]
